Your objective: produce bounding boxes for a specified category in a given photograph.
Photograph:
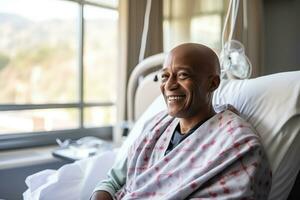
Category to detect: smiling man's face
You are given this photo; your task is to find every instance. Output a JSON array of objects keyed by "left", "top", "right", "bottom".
[{"left": 160, "top": 45, "right": 215, "bottom": 119}]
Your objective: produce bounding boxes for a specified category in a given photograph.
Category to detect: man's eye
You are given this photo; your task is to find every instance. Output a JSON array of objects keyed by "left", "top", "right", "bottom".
[
  {"left": 160, "top": 74, "right": 169, "bottom": 82},
  {"left": 178, "top": 72, "right": 189, "bottom": 79}
]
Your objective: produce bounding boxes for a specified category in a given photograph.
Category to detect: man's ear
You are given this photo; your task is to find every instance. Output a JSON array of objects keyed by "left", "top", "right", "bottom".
[{"left": 208, "top": 75, "right": 220, "bottom": 92}]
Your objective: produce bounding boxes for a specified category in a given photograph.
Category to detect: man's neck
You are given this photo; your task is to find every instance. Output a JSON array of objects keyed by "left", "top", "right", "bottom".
[{"left": 179, "top": 108, "right": 216, "bottom": 135}]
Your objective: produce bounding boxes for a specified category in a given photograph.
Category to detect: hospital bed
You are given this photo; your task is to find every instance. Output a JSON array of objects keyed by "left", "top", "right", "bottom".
[{"left": 23, "top": 54, "right": 300, "bottom": 200}]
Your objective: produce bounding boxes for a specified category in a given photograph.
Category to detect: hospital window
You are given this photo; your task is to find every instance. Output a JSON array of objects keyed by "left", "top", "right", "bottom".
[
  {"left": 0, "top": 0, "right": 118, "bottom": 148},
  {"left": 163, "top": 0, "right": 225, "bottom": 52}
]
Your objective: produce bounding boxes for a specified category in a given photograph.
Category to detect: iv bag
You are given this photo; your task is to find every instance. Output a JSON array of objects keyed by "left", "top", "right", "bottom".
[{"left": 220, "top": 40, "right": 252, "bottom": 79}]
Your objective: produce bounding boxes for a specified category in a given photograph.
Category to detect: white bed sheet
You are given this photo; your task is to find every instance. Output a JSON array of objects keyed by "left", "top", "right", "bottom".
[{"left": 23, "top": 151, "right": 116, "bottom": 200}]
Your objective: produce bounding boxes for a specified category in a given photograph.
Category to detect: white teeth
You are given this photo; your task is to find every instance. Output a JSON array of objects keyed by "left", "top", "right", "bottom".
[{"left": 168, "top": 96, "right": 185, "bottom": 101}]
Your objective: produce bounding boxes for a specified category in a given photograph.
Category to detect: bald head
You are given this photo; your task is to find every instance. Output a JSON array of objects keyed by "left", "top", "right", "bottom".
[{"left": 165, "top": 43, "right": 220, "bottom": 76}]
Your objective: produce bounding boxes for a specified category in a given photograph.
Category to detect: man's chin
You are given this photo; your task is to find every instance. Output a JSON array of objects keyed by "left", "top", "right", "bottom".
[
  {"left": 167, "top": 109, "right": 176, "bottom": 117},
  {"left": 167, "top": 109, "right": 183, "bottom": 118}
]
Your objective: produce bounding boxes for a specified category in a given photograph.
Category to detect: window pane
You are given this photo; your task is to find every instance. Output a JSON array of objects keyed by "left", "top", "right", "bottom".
[
  {"left": 84, "top": 106, "right": 116, "bottom": 127},
  {"left": 0, "top": 0, "right": 78, "bottom": 104},
  {"left": 163, "top": 0, "right": 225, "bottom": 52},
  {"left": 84, "top": 6, "right": 118, "bottom": 103},
  {"left": 191, "top": 15, "right": 222, "bottom": 49},
  {"left": 0, "top": 109, "right": 79, "bottom": 134},
  {"left": 194, "top": 0, "right": 223, "bottom": 13}
]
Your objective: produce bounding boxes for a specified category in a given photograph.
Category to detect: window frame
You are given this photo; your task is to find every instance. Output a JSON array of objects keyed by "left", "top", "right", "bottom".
[{"left": 0, "top": 0, "right": 118, "bottom": 149}]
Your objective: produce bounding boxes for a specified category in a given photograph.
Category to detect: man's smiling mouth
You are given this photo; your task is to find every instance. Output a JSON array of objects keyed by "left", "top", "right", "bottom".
[{"left": 167, "top": 95, "right": 186, "bottom": 102}]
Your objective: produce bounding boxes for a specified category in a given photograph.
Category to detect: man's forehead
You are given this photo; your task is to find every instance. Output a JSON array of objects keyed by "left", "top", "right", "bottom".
[
  {"left": 161, "top": 65, "right": 193, "bottom": 72},
  {"left": 163, "top": 51, "right": 200, "bottom": 71},
  {"left": 162, "top": 43, "right": 220, "bottom": 75}
]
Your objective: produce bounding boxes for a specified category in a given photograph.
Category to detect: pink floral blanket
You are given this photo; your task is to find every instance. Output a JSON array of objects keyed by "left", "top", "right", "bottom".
[{"left": 117, "top": 110, "right": 271, "bottom": 199}]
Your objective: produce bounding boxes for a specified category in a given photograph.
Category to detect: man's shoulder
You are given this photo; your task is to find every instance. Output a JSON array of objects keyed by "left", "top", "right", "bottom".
[
  {"left": 219, "top": 110, "right": 260, "bottom": 140},
  {"left": 222, "top": 110, "right": 254, "bottom": 128}
]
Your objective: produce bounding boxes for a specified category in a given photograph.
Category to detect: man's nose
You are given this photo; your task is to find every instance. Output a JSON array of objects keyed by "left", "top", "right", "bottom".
[{"left": 165, "top": 76, "right": 179, "bottom": 90}]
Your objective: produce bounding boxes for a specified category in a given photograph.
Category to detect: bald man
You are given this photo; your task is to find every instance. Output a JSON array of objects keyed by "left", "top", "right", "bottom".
[{"left": 91, "top": 43, "right": 271, "bottom": 200}]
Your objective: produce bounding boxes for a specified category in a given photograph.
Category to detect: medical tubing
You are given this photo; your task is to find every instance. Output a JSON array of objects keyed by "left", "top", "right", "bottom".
[
  {"left": 222, "top": 0, "right": 240, "bottom": 48},
  {"left": 228, "top": 0, "right": 240, "bottom": 42},
  {"left": 139, "top": 0, "right": 152, "bottom": 63},
  {"left": 222, "top": 0, "right": 233, "bottom": 48}
]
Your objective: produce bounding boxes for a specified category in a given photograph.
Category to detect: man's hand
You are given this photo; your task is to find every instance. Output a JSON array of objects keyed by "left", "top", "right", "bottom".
[{"left": 90, "top": 191, "right": 113, "bottom": 200}]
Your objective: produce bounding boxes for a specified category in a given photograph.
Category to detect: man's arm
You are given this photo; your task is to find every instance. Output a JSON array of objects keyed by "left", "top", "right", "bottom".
[
  {"left": 90, "top": 191, "right": 113, "bottom": 200},
  {"left": 90, "top": 153, "right": 128, "bottom": 200},
  {"left": 90, "top": 112, "right": 162, "bottom": 199}
]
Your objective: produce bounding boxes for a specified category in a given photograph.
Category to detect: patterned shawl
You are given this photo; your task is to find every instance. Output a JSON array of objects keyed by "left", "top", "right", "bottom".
[{"left": 116, "top": 110, "right": 271, "bottom": 200}]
